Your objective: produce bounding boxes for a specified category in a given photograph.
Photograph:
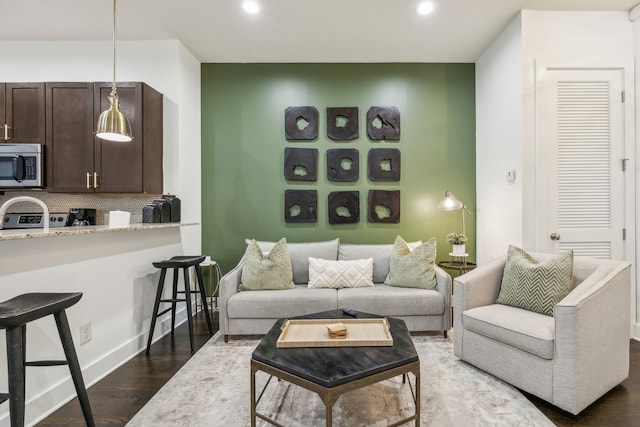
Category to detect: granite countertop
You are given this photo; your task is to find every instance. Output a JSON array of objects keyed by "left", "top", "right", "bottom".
[{"left": 0, "top": 222, "right": 197, "bottom": 241}]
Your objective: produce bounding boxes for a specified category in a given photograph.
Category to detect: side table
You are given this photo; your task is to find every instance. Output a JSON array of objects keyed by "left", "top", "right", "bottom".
[
  {"left": 193, "top": 256, "right": 222, "bottom": 312},
  {"left": 437, "top": 260, "right": 477, "bottom": 276}
]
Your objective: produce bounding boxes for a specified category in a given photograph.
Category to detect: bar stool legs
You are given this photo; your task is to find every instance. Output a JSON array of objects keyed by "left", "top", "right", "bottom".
[
  {"left": 54, "top": 310, "right": 95, "bottom": 426},
  {"left": 6, "top": 326, "right": 26, "bottom": 427},
  {"left": 146, "top": 255, "right": 213, "bottom": 356},
  {"left": 0, "top": 293, "right": 95, "bottom": 427}
]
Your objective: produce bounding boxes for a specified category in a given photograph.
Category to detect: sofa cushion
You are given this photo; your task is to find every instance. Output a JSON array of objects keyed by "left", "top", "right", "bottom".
[
  {"left": 463, "top": 304, "right": 555, "bottom": 359},
  {"left": 240, "top": 238, "right": 295, "bottom": 291},
  {"left": 496, "top": 245, "right": 573, "bottom": 316},
  {"left": 250, "top": 238, "right": 340, "bottom": 284},
  {"left": 308, "top": 257, "right": 374, "bottom": 289},
  {"left": 227, "top": 285, "right": 338, "bottom": 318},
  {"left": 338, "top": 241, "right": 422, "bottom": 283},
  {"left": 337, "top": 284, "right": 444, "bottom": 316},
  {"left": 384, "top": 236, "right": 436, "bottom": 290}
]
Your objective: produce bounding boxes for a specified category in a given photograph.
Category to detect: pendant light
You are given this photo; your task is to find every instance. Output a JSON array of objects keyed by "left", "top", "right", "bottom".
[{"left": 96, "top": 0, "right": 133, "bottom": 142}]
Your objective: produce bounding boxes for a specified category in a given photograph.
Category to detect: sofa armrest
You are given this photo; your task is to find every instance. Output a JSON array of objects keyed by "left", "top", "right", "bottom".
[
  {"left": 435, "top": 265, "right": 452, "bottom": 330},
  {"left": 219, "top": 257, "right": 245, "bottom": 335},
  {"left": 552, "top": 260, "right": 631, "bottom": 414}
]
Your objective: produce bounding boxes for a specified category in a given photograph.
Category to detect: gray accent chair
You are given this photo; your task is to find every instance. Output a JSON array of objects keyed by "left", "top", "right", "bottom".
[{"left": 453, "top": 253, "right": 631, "bottom": 415}]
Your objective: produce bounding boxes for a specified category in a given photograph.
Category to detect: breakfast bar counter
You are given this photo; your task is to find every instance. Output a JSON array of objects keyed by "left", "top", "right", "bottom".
[{"left": 0, "top": 222, "right": 195, "bottom": 241}]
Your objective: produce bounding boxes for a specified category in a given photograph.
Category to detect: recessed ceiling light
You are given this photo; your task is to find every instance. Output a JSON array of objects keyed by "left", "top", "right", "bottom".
[
  {"left": 417, "top": 2, "right": 435, "bottom": 15},
  {"left": 243, "top": 1, "right": 260, "bottom": 14}
]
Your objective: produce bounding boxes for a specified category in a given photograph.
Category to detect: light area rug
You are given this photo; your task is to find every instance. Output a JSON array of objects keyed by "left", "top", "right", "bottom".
[{"left": 127, "top": 332, "right": 554, "bottom": 426}]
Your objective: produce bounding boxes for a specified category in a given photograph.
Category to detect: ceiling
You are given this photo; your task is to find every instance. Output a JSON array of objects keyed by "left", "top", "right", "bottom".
[{"left": 1, "top": 0, "right": 638, "bottom": 63}]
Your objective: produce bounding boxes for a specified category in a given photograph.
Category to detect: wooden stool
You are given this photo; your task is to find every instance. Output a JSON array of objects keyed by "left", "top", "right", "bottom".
[
  {"left": 146, "top": 255, "right": 213, "bottom": 355},
  {"left": 0, "top": 293, "right": 95, "bottom": 427}
]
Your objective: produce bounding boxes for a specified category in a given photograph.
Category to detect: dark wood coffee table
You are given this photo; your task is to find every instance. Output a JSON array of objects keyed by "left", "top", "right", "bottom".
[{"left": 250, "top": 309, "right": 420, "bottom": 426}]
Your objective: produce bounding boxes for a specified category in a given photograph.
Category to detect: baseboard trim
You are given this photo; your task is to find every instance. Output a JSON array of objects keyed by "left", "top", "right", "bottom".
[{"left": 0, "top": 308, "right": 189, "bottom": 427}]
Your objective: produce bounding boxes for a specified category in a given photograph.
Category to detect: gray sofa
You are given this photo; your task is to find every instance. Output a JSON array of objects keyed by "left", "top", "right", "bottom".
[
  {"left": 453, "top": 252, "right": 631, "bottom": 415},
  {"left": 219, "top": 238, "right": 451, "bottom": 341}
]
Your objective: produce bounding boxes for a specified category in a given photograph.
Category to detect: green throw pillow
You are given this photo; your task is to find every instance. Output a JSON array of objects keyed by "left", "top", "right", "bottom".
[
  {"left": 496, "top": 245, "right": 574, "bottom": 316},
  {"left": 239, "top": 238, "right": 295, "bottom": 291},
  {"left": 384, "top": 236, "right": 437, "bottom": 290}
]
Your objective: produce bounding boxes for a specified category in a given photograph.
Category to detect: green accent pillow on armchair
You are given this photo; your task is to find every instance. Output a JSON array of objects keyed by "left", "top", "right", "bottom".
[
  {"left": 496, "top": 245, "right": 573, "bottom": 316},
  {"left": 240, "top": 238, "right": 296, "bottom": 291}
]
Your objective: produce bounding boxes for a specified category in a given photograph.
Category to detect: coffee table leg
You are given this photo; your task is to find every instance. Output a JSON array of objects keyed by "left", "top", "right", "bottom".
[
  {"left": 250, "top": 363, "right": 256, "bottom": 427},
  {"left": 415, "top": 367, "right": 421, "bottom": 426},
  {"left": 318, "top": 391, "right": 337, "bottom": 427}
]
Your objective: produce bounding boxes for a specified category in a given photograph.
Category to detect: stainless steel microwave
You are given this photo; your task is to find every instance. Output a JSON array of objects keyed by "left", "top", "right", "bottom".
[{"left": 0, "top": 144, "right": 43, "bottom": 188}]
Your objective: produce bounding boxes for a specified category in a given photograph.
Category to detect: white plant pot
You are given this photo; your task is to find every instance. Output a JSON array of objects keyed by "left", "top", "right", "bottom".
[{"left": 452, "top": 244, "right": 466, "bottom": 255}]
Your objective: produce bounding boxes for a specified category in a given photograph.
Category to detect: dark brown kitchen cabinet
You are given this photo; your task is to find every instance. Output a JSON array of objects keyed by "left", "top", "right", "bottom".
[
  {"left": 45, "top": 82, "right": 163, "bottom": 193},
  {"left": 0, "top": 83, "right": 46, "bottom": 144}
]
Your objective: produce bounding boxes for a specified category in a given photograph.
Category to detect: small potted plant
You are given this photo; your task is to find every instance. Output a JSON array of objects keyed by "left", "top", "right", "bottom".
[{"left": 446, "top": 232, "right": 468, "bottom": 255}]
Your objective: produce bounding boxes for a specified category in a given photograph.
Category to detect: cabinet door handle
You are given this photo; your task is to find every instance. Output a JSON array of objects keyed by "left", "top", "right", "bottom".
[
  {"left": 86, "top": 172, "right": 91, "bottom": 189},
  {"left": 3, "top": 124, "right": 9, "bottom": 141},
  {"left": 94, "top": 172, "right": 99, "bottom": 188}
]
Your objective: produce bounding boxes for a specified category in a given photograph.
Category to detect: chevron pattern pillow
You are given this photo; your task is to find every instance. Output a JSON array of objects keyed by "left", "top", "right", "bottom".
[
  {"left": 239, "top": 238, "right": 296, "bottom": 291},
  {"left": 496, "top": 245, "right": 574, "bottom": 316},
  {"left": 384, "top": 236, "right": 437, "bottom": 290},
  {"left": 308, "top": 257, "right": 374, "bottom": 289}
]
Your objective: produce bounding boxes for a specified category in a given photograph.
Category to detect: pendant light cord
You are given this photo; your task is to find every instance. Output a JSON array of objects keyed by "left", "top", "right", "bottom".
[{"left": 111, "top": 0, "right": 118, "bottom": 98}]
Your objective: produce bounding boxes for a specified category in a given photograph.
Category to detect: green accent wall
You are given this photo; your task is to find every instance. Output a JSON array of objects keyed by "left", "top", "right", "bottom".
[{"left": 201, "top": 63, "right": 475, "bottom": 273}]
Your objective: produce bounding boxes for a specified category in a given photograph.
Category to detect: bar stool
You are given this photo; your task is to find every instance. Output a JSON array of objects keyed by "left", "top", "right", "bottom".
[
  {"left": 0, "top": 293, "right": 94, "bottom": 427},
  {"left": 146, "top": 255, "right": 214, "bottom": 355}
]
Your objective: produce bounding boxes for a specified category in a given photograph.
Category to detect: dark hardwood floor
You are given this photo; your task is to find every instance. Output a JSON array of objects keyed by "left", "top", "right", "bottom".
[
  {"left": 38, "top": 310, "right": 218, "bottom": 427},
  {"left": 38, "top": 313, "right": 640, "bottom": 426}
]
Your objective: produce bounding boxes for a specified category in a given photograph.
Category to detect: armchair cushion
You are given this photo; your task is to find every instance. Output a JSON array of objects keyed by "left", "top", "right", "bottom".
[
  {"left": 496, "top": 245, "right": 573, "bottom": 316},
  {"left": 463, "top": 304, "right": 555, "bottom": 359}
]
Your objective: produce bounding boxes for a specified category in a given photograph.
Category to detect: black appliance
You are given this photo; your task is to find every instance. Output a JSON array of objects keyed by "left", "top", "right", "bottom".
[{"left": 66, "top": 208, "right": 97, "bottom": 226}]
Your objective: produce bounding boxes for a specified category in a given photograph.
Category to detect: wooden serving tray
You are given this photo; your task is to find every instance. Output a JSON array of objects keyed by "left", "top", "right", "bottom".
[{"left": 277, "top": 318, "right": 393, "bottom": 348}]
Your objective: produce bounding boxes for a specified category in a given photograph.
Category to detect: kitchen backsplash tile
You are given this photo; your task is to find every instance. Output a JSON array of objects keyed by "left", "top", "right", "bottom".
[{"left": 0, "top": 192, "right": 160, "bottom": 225}]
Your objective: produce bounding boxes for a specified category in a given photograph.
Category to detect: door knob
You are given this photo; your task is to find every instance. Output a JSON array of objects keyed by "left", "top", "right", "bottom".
[{"left": 550, "top": 233, "right": 561, "bottom": 241}]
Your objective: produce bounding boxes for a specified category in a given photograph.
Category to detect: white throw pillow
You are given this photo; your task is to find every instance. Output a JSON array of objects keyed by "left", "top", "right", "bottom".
[{"left": 307, "top": 257, "right": 374, "bottom": 289}]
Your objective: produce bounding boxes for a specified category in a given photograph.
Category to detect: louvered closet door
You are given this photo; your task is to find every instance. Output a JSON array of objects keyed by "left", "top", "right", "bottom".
[{"left": 537, "top": 69, "right": 625, "bottom": 259}]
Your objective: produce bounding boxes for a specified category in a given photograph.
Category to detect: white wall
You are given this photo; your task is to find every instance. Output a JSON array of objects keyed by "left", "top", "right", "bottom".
[
  {"left": 476, "top": 11, "right": 637, "bottom": 338},
  {"left": 631, "top": 13, "right": 640, "bottom": 340},
  {"left": 475, "top": 14, "right": 523, "bottom": 264},
  {"left": 522, "top": 11, "right": 636, "bottom": 337},
  {"left": 0, "top": 40, "right": 202, "bottom": 425}
]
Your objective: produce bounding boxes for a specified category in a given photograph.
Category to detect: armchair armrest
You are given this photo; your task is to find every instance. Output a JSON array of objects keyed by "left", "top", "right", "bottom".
[
  {"left": 453, "top": 255, "right": 506, "bottom": 313},
  {"left": 453, "top": 255, "right": 505, "bottom": 356},
  {"left": 218, "top": 257, "right": 245, "bottom": 335},
  {"left": 552, "top": 260, "right": 631, "bottom": 414}
]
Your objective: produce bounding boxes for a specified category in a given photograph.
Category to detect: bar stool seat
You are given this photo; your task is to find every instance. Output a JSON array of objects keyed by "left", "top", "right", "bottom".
[
  {"left": 146, "top": 255, "right": 214, "bottom": 355},
  {"left": 0, "top": 292, "right": 94, "bottom": 427}
]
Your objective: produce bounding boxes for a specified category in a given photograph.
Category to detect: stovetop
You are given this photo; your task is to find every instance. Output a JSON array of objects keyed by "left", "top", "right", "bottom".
[{"left": 2, "top": 212, "right": 70, "bottom": 229}]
